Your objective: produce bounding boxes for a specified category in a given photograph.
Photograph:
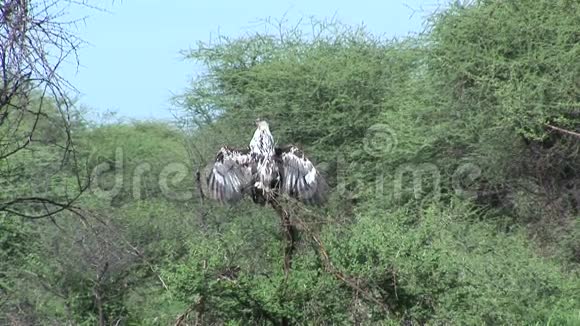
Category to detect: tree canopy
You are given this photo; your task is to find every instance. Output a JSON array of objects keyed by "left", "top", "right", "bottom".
[{"left": 1, "top": 0, "right": 579, "bottom": 325}]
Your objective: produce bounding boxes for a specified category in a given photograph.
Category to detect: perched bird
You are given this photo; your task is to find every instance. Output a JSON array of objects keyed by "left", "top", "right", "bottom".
[{"left": 205, "top": 119, "right": 327, "bottom": 205}]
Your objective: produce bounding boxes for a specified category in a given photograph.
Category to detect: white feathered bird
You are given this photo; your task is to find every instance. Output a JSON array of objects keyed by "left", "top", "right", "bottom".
[{"left": 205, "top": 119, "right": 327, "bottom": 205}]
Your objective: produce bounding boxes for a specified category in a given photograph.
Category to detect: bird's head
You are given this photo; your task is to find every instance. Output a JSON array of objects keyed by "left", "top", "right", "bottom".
[{"left": 255, "top": 118, "right": 269, "bottom": 131}]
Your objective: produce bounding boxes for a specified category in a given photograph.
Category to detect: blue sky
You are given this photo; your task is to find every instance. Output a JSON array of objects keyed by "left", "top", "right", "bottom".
[{"left": 61, "top": 0, "right": 439, "bottom": 120}]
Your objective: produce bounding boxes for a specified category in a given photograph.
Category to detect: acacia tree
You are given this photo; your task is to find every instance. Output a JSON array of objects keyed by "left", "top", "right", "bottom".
[
  {"left": 0, "top": 0, "right": 92, "bottom": 218},
  {"left": 0, "top": 1, "right": 98, "bottom": 322}
]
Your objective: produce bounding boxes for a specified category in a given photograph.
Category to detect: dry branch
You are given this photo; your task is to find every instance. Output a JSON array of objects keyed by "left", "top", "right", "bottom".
[
  {"left": 546, "top": 123, "right": 580, "bottom": 139},
  {"left": 270, "top": 199, "right": 298, "bottom": 277},
  {"left": 293, "top": 214, "right": 390, "bottom": 314},
  {"left": 0, "top": 0, "right": 95, "bottom": 218}
]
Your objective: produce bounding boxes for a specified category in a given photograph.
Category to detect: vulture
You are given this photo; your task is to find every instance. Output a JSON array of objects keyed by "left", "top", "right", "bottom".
[{"left": 205, "top": 119, "right": 327, "bottom": 205}]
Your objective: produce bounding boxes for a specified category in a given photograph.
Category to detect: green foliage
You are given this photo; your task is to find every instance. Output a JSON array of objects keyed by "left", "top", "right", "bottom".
[
  {"left": 161, "top": 198, "right": 580, "bottom": 325},
  {"left": 427, "top": 0, "right": 579, "bottom": 141},
  {"left": 0, "top": 96, "right": 85, "bottom": 213},
  {"left": 2, "top": 0, "right": 580, "bottom": 324},
  {"left": 83, "top": 121, "right": 190, "bottom": 205},
  {"left": 177, "top": 21, "right": 404, "bottom": 161},
  {"left": 329, "top": 200, "right": 580, "bottom": 324},
  {"left": 419, "top": 0, "right": 580, "bottom": 265}
]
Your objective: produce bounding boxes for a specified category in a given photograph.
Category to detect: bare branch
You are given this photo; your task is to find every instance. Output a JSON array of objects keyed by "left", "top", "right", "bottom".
[
  {"left": 0, "top": 0, "right": 100, "bottom": 218},
  {"left": 0, "top": 181, "right": 88, "bottom": 218},
  {"left": 546, "top": 123, "right": 580, "bottom": 139}
]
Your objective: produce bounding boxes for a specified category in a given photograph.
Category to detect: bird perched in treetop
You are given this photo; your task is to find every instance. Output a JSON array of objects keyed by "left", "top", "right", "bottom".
[{"left": 205, "top": 119, "right": 327, "bottom": 205}]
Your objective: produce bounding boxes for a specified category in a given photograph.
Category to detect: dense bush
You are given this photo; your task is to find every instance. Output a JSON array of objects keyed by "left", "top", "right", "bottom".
[{"left": 2, "top": 0, "right": 579, "bottom": 324}]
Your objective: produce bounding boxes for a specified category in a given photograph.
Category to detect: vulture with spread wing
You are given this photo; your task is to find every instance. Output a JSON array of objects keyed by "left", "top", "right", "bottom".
[{"left": 205, "top": 119, "right": 327, "bottom": 205}]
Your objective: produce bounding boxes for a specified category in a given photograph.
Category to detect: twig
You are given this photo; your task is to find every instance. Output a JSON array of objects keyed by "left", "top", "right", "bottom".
[
  {"left": 270, "top": 198, "right": 297, "bottom": 278},
  {"left": 0, "top": 0, "right": 99, "bottom": 219},
  {"left": 546, "top": 123, "right": 580, "bottom": 139},
  {"left": 174, "top": 303, "right": 197, "bottom": 326},
  {"left": 71, "top": 208, "right": 171, "bottom": 292},
  {"left": 269, "top": 197, "right": 298, "bottom": 326},
  {"left": 293, "top": 214, "right": 390, "bottom": 315},
  {"left": 195, "top": 169, "right": 207, "bottom": 230},
  {"left": 269, "top": 196, "right": 389, "bottom": 314}
]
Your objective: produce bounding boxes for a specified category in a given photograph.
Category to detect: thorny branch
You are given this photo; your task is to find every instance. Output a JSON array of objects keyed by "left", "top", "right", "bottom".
[
  {"left": 270, "top": 198, "right": 298, "bottom": 278},
  {"left": 0, "top": 181, "right": 89, "bottom": 218},
  {"left": 192, "top": 175, "right": 390, "bottom": 320},
  {"left": 0, "top": 0, "right": 94, "bottom": 218},
  {"left": 291, "top": 212, "right": 391, "bottom": 315},
  {"left": 17, "top": 205, "right": 172, "bottom": 324},
  {"left": 546, "top": 123, "right": 580, "bottom": 139},
  {"left": 72, "top": 207, "right": 171, "bottom": 292}
]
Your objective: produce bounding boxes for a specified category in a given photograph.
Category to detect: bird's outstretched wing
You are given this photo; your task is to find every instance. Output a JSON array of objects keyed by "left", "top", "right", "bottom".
[
  {"left": 206, "top": 146, "right": 255, "bottom": 203},
  {"left": 276, "top": 146, "right": 328, "bottom": 204}
]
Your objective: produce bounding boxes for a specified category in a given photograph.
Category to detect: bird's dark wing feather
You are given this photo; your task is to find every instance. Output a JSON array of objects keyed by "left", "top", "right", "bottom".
[
  {"left": 206, "top": 146, "right": 254, "bottom": 203},
  {"left": 276, "top": 146, "right": 327, "bottom": 204}
]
